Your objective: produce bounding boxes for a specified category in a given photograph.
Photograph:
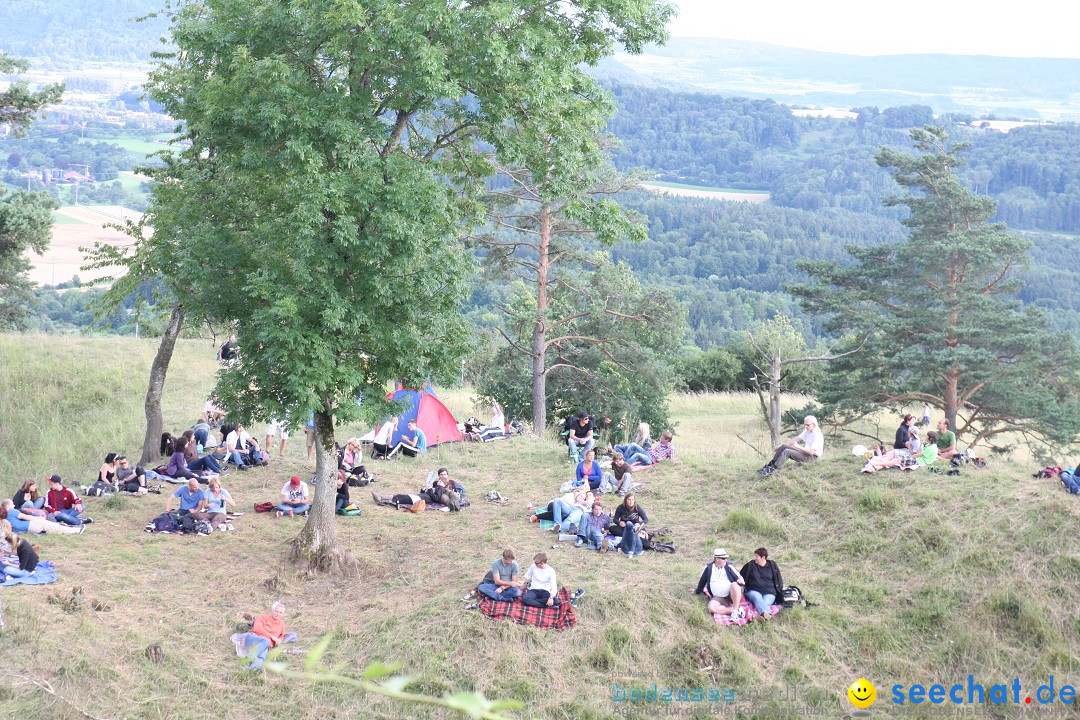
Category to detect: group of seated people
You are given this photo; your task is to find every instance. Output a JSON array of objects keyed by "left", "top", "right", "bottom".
[
  {"left": 164, "top": 476, "right": 237, "bottom": 530},
  {"left": 474, "top": 549, "right": 568, "bottom": 608},
  {"left": 462, "top": 400, "right": 508, "bottom": 442},
  {"left": 0, "top": 474, "right": 89, "bottom": 580},
  {"left": 370, "top": 418, "right": 427, "bottom": 459},
  {"left": 369, "top": 467, "right": 466, "bottom": 512},
  {"left": 694, "top": 547, "right": 785, "bottom": 622},
  {"left": 861, "top": 415, "right": 958, "bottom": 473}
]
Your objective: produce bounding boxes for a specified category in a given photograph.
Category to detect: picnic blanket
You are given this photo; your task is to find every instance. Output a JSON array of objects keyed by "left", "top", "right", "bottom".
[
  {"left": 143, "top": 512, "right": 244, "bottom": 534},
  {"left": 476, "top": 586, "right": 576, "bottom": 630},
  {"left": 709, "top": 598, "right": 781, "bottom": 626},
  {"left": 422, "top": 500, "right": 471, "bottom": 512},
  {"left": 0, "top": 561, "right": 57, "bottom": 587}
]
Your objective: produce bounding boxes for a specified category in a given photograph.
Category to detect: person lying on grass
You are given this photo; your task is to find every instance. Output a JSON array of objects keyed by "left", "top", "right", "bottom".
[
  {"left": 610, "top": 494, "right": 648, "bottom": 558},
  {"left": 477, "top": 548, "right": 524, "bottom": 602},
  {"left": 278, "top": 476, "right": 311, "bottom": 517},
  {"left": 862, "top": 431, "right": 938, "bottom": 473},
  {"left": 232, "top": 601, "right": 298, "bottom": 670},
  {"left": 45, "top": 475, "right": 90, "bottom": 526},
  {"left": 522, "top": 552, "right": 559, "bottom": 608},
  {"left": 370, "top": 492, "right": 427, "bottom": 513},
  {"left": 575, "top": 500, "right": 612, "bottom": 552},
  {"left": 615, "top": 431, "right": 678, "bottom": 468},
  {"left": 695, "top": 548, "right": 746, "bottom": 621},
  {"left": 1, "top": 528, "right": 39, "bottom": 579},
  {"left": 758, "top": 416, "right": 823, "bottom": 476},
  {"left": 1, "top": 499, "right": 84, "bottom": 535},
  {"left": 532, "top": 484, "right": 594, "bottom": 532}
]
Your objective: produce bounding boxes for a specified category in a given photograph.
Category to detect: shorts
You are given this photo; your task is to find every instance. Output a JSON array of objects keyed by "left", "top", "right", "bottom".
[
  {"left": 304, "top": 425, "right": 315, "bottom": 447},
  {"left": 265, "top": 420, "right": 289, "bottom": 440}
]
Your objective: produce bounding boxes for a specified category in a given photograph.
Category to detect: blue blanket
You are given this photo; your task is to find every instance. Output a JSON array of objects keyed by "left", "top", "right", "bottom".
[{"left": 0, "top": 560, "right": 57, "bottom": 587}]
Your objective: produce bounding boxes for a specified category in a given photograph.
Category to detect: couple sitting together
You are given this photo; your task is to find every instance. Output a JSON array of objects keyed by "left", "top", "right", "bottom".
[{"left": 694, "top": 547, "right": 784, "bottom": 622}]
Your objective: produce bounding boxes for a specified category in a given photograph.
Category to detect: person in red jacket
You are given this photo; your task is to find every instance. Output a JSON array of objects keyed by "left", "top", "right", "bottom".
[{"left": 44, "top": 475, "right": 91, "bottom": 527}]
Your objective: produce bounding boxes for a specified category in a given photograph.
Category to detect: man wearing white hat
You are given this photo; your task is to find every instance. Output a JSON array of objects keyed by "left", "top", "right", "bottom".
[
  {"left": 758, "top": 415, "right": 824, "bottom": 477},
  {"left": 694, "top": 548, "right": 746, "bottom": 620}
]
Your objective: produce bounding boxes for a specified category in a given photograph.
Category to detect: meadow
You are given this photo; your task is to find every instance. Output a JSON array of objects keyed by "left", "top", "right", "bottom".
[{"left": 0, "top": 334, "right": 1077, "bottom": 720}]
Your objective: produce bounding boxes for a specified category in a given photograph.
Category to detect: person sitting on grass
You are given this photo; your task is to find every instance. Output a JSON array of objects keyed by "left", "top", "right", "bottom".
[
  {"left": 739, "top": 548, "right": 784, "bottom": 621},
  {"left": 434, "top": 468, "right": 465, "bottom": 503},
  {"left": 335, "top": 470, "right": 351, "bottom": 512},
  {"left": 521, "top": 552, "right": 560, "bottom": 608},
  {"left": 13, "top": 480, "right": 45, "bottom": 512},
  {"left": 232, "top": 601, "right": 294, "bottom": 671},
  {"left": 476, "top": 548, "right": 524, "bottom": 603},
  {"left": 167, "top": 436, "right": 210, "bottom": 483},
  {"left": 181, "top": 430, "right": 223, "bottom": 475},
  {"left": 116, "top": 455, "right": 150, "bottom": 493},
  {"left": 1, "top": 499, "right": 84, "bottom": 535},
  {"left": 45, "top": 475, "right": 90, "bottom": 526},
  {"left": 388, "top": 419, "right": 426, "bottom": 458},
  {"left": 278, "top": 476, "right": 310, "bottom": 517},
  {"left": 165, "top": 478, "right": 211, "bottom": 521},
  {"left": 610, "top": 493, "right": 649, "bottom": 558},
  {"left": 1, "top": 529, "right": 38, "bottom": 579},
  {"left": 633, "top": 421, "right": 653, "bottom": 450},
  {"left": 339, "top": 437, "right": 363, "bottom": 475},
  {"left": 615, "top": 431, "right": 677, "bottom": 467},
  {"left": 862, "top": 431, "right": 939, "bottom": 474},
  {"left": 224, "top": 423, "right": 262, "bottom": 470},
  {"left": 610, "top": 452, "right": 635, "bottom": 496},
  {"left": 575, "top": 500, "right": 612, "bottom": 552},
  {"left": 758, "top": 416, "right": 823, "bottom": 476},
  {"left": 893, "top": 414, "right": 917, "bottom": 458},
  {"left": 576, "top": 449, "right": 603, "bottom": 491},
  {"left": 935, "top": 419, "right": 959, "bottom": 459},
  {"left": 192, "top": 420, "right": 216, "bottom": 450},
  {"left": 203, "top": 395, "right": 226, "bottom": 426},
  {"left": 97, "top": 453, "right": 121, "bottom": 492},
  {"left": 694, "top": 548, "right": 746, "bottom": 621},
  {"left": 203, "top": 477, "right": 233, "bottom": 530}
]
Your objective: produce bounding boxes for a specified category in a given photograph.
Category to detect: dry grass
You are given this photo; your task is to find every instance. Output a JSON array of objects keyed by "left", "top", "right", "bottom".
[{"left": 0, "top": 335, "right": 1077, "bottom": 720}]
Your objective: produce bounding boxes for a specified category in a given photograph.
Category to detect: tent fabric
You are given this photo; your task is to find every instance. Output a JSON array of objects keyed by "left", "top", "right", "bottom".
[{"left": 363, "top": 387, "right": 462, "bottom": 447}]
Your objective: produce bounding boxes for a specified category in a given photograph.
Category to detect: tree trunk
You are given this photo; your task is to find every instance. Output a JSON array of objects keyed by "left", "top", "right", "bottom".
[
  {"left": 945, "top": 369, "right": 959, "bottom": 434},
  {"left": 138, "top": 303, "right": 185, "bottom": 467},
  {"left": 531, "top": 204, "right": 552, "bottom": 434},
  {"left": 290, "top": 407, "right": 358, "bottom": 574},
  {"left": 768, "top": 348, "right": 782, "bottom": 447}
]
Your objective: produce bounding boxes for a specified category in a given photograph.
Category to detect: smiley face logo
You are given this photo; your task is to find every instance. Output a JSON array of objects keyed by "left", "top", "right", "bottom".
[{"left": 848, "top": 678, "right": 876, "bottom": 709}]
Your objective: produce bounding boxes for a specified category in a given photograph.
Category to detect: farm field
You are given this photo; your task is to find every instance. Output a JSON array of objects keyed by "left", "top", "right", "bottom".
[
  {"left": 0, "top": 334, "right": 1076, "bottom": 720},
  {"left": 28, "top": 205, "right": 140, "bottom": 286}
]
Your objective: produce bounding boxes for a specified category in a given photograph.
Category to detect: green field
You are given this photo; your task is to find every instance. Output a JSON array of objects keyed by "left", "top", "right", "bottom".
[
  {"left": 51, "top": 211, "right": 85, "bottom": 224},
  {"left": 0, "top": 334, "right": 1076, "bottom": 720},
  {"left": 91, "top": 133, "right": 177, "bottom": 158}
]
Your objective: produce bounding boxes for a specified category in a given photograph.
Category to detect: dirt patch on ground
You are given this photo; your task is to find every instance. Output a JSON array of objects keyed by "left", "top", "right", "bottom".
[{"left": 28, "top": 205, "right": 140, "bottom": 286}]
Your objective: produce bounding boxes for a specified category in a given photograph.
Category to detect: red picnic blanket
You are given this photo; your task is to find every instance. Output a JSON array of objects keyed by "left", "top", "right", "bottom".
[{"left": 476, "top": 587, "right": 576, "bottom": 630}]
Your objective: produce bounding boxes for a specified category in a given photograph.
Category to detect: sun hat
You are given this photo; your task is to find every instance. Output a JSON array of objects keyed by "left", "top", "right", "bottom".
[{"left": 713, "top": 548, "right": 728, "bottom": 558}]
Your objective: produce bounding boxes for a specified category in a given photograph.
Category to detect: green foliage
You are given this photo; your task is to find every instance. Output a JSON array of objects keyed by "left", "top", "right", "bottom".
[
  {"left": 0, "top": 188, "right": 57, "bottom": 330},
  {"left": 676, "top": 347, "right": 745, "bottom": 392},
  {"left": 477, "top": 256, "right": 683, "bottom": 434},
  {"left": 794, "top": 126, "right": 1080, "bottom": 452},
  {"left": 0, "top": 52, "right": 64, "bottom": 134}
]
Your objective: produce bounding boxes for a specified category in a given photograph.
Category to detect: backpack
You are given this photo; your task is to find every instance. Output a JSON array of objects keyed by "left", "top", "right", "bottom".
[
  {"left": 85, "top": 480, "right": 111, "bottom": 497},
  {"left": 194, "top": 520, "right": 213, "bottom": 535},
  {"left": 152, "top": 512, "right": 181, "bottom": 533},
  {"left": 1035, "top": 466, "right": 1063, "bottom": 479},
  {"left": 781, "top": 586, "right": 813, "bottom": 608},
  {"left": 253, "top": 502, "right": 275, "bottom": 513},
  {"left": 179, "top": 514, "right": 198, "bottom": 534},
  {"left": 338, "top": 506, "right": 362, "bottom": 517}
]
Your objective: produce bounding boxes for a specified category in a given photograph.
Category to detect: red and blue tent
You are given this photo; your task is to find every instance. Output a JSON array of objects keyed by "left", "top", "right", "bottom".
[{"left": 380, "top": 386, "right": 462, "bottom": 447}]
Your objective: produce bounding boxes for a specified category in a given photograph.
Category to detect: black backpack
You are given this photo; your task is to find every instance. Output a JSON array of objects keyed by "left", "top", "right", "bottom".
[
  {"left": 152, "top": 512, "right": 181, "bottom": 533},
  {"left": 781, "top": 585, "right": 817, "bottom": 608},
  {"left": 180, "top": 514, "right": 198, "bottom": 534}
]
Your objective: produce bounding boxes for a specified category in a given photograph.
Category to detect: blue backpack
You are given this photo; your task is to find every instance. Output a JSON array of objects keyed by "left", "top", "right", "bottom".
[{"left": 152, "top": 512, "right": 181, "bottom": 533}]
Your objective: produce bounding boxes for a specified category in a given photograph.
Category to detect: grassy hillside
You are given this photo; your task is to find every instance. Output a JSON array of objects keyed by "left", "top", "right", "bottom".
[{"left": 0, "top": 335, "right": 1076, "bottom": 720}]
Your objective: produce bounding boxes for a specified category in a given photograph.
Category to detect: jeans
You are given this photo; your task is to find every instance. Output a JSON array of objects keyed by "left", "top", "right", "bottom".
[
  {"left": 189, "top": 455, "right": 222, "bottom": 474},
  {"left": 568, "top": 437, "right": 595, "bottom": 455},
  {"left": 335, "top": 496, "right": 346, "bottom": 511},
  {"left": 277, "top": 503, "right": 310, "bottom": 515},
  {"left": 225, "top": 451, "right": 250, "bottom": 467},
  {"left": 618, "top": 524, "right": 643, "bottom": 555},
  {"left": 20, "top": 498, "right": 45, "bottom": 511},
  {"left": 578, "top": 524, "right": 605, "bottom": 550},
  {"left": 615, "top": 444, "right": 651, "bottom": 466},
  {"left": 53, "top": 508, "right": 85, "bottom": 526},
  {"left": 746, "top": 590, "right": 776, "bottom": 616},
  {"left": 243, "top": 633, "right": 272, "bottom": 670},
  {"left": 522, "top": 589, "right": 559, "bottom": 608},
  {"left": 1060, "top": 471, "right": 1080, "bottom": 494},
  {"left": 477, "top": 583, "right": 521, "bottom": 602},
  {"left": 193, "top": 428, "right": 208, "bottom": 447},
  {"left": 769, "top": 446, "right": 817, "bottom": 468},
  {"left": 551, "top": 499, "right": 574, "bottom": 525},
  {"left": 3, "top": 565, "right": 30, "bottom": 578}
]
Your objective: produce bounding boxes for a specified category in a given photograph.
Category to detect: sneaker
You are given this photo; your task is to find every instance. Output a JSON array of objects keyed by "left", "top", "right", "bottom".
[
  {"left": 552, "top": 523, "right": 561, "bottom": 533},
  {"left": 574, "top": 538, "right": 583, "bottom": 548},
  {"left": 572, "top": 589, "right": 586, "bottom": 599},
  {"left": 276, "top": 511, "right": 283, "bottom": 517},
  {"left": 232, "top": 634, "right": 245, "bottom": 657},
  {"left": 633, "top": 551, "right": 645, "bottom": 558},
  {"left": 461, "top": 590, "right": 477, "bottom": 601},
  {"left": 77, "top": 525, "right": 86, "bottom": 534},
  {"left": 463, "top": 603, "right": 479, "bottom": 611},
  {"left": 82, "top": 517, "right": 93, "bottom": 525},
  {"left": 732, "top": 607, "right": 746, "bottom": 621}
]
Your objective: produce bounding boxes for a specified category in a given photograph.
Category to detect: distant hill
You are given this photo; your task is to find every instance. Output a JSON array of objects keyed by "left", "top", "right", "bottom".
[{"left": 598, "top": 38, "right": 1080, "bottom": 118}]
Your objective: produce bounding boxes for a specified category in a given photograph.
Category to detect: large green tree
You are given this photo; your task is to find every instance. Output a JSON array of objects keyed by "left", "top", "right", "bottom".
[
  {"left": 0, "top": 53, "right": 63, "bottom": 330},
  {"left": 146, "top": 0, "right": 673, "bottom": 570},
  {"left": 794, "top": 126, "right": 1080, "bottom": 451}
]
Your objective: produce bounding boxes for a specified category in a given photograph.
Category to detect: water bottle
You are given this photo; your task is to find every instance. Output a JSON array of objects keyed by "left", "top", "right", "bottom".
[{"left": 527, "top": 501, "right": 533, "bottom": 514}]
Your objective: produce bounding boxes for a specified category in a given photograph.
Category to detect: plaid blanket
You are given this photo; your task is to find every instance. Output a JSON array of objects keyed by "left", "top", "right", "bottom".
[
  {"left": 709, "top": 598, "right": 781, "bottom": 626},
  {"left": 476, "top": 586, "right": 576, "bottom": 630}
]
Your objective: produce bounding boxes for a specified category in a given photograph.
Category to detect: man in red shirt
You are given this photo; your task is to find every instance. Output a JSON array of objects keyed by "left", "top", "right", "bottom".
[{"left": 44, "top": 475, "right": 91, "bottom": 527}]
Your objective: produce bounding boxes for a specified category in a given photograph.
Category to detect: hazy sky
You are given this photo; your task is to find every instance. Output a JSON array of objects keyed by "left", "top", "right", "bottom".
[{"left": 668, "top": 0, "right": 1080, "bottom": 58}]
